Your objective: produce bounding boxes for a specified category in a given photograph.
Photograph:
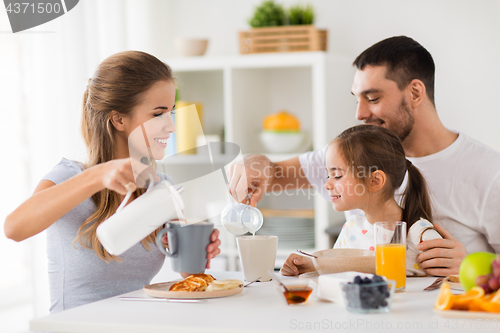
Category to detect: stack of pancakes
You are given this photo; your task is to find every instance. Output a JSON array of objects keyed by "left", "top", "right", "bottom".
[
  {"left": 168, "top": 274, "right": 243, "bottom": 292},
  {"left": 169, "top": 274, "right": 215, "bottom": 292},
  {"left": 206, "top": 279, "right": 243, "bottom": 291}
]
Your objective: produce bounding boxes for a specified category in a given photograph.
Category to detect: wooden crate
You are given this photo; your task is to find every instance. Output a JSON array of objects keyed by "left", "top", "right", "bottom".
[{"left": 239, "top": 25, "right": 327, "bottom": 54}]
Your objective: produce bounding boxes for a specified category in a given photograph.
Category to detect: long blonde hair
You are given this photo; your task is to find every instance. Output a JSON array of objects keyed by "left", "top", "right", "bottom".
[{"left": 76, "top": 51, "right": 174, "bottom": 261}]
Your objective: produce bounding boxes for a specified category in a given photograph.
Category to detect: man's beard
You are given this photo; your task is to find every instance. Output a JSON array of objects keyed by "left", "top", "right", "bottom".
[{"left": 392, "top": 96, "right": 415, "bottom": 142}]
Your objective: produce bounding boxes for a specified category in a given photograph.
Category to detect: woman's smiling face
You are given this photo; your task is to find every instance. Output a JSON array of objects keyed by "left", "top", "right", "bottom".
[{"left": 125, "top": 80, "right": 176, "bottom": 161}]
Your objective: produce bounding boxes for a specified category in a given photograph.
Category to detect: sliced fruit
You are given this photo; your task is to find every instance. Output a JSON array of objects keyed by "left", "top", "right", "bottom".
[
  {"left": 483, "top": 301, "right": 500, "bottom": 313},
  {"left": 469, "top": 294, "right": 495, "bottom": 312},
  {"left": 492, "top": 288, "right": 500, "bottom": 303},
  {"left": 483, "top": 289, "right": 500, "bottom": 312},
  {"left": 452, "top": 286, "right": 485, "bottom": 310},
  {"left": 435, "top": 282, "right": 454, "bottom": 310}
]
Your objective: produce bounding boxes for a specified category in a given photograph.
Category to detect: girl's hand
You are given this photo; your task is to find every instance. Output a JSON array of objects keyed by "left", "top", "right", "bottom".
[
  {"left": 206, "top": 228, "right": 221, "bottom": 269},
  {"left": 280, "top": 254, "right": 315, "bottom": 276}
]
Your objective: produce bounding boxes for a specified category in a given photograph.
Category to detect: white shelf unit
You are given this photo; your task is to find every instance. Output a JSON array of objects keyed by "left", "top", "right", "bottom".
[{"left": 161, "top": 52, "right": 357, "bottom": 271}]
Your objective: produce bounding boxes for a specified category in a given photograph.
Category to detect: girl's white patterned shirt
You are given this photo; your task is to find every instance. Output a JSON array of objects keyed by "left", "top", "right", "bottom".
[{"left": 333, "top": 214, "right": 442, "bottom": 276}]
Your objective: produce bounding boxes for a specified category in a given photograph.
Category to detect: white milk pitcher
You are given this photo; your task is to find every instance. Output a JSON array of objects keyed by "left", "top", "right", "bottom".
[{"left": 97, "top": 176, "right": 185, "bottom": 256}]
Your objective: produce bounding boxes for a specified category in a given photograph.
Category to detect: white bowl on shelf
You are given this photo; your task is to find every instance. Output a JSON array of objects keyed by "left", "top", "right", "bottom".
[
  {"left": 174, "top": 38, "right": 209, "bottom": 56},
  {"left": 260, "top": 131, "right": 304, "bottom": 153}
]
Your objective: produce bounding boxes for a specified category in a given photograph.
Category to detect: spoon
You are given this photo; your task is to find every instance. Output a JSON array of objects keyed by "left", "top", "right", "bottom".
[
  {"left": 240, "top": 194, "right": 252, "bottom": 217},
  {"left": 296, "top": 249, "right": 318, "bottom": 258},
  {"left": 243, "top": 277, "right": 261, "bottom": 287},
  {"left": 423, "top": 277, "right": 445, "bottom": 291},
  {"left": 268, "top": 270, "right": 306, "bottom": 303}
]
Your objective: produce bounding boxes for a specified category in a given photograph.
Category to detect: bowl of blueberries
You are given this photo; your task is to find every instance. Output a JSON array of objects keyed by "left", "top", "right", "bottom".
[{"left": 341, "top": 275, "right": 395, "bottom": 314}]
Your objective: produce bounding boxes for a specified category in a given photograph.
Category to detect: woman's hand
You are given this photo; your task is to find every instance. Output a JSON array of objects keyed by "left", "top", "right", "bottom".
[
  {"left": 5, "top": 157, "right": 154, "bottom": 242},
  {"left": 280, "top": 254, "right": 315, "bottom": 276},
  {"left": 99, "top": 158, "right": 158, "bottom": 195},
  {"left": 161, "top": 234, "right": 169, "bottom": 248},
  {"left": 99, "top": 158, "right": 138, "bottom": 195},
  {"left": 206, "top": 229, "right": 221, "bottom": 269}
]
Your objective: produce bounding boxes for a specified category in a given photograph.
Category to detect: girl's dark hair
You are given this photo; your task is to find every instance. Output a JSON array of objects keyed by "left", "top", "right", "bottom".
[{"left": 333, "top": 125, "right": 432, "bottom": 230}]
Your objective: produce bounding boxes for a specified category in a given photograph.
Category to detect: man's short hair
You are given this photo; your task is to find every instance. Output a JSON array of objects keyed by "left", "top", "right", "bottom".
[{"left": 353, "top": 36, "right": 435, "bottom": 106}]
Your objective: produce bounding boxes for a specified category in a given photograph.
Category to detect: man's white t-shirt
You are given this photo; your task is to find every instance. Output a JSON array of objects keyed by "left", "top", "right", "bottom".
[{"left": 299, "top": 132, "right": 500, "bottom": 253}]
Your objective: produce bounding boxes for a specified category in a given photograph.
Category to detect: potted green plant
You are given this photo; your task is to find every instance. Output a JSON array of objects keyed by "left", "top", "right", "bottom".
[
  {"left": 287, "top": 4, "right": 314, "bottom": 25},
  {"left": 248, "top": 0, "right": 287, "bottom": 28},
  {"left": 240, "top": 1, "right": 326, "bottom": 54}
]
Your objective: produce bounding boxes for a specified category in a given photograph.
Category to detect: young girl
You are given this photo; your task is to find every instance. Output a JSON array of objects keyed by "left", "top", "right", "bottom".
[
  {"left": 281, "top": 125, "right": 442, "bottom": 277},
  {"left": 4, "top": 51, "right": 221, "bottom": 312}
]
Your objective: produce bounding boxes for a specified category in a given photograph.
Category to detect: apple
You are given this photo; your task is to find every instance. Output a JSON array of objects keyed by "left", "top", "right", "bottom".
[{"left": 459, "top": 252, "right": 497, "bottom": 291}]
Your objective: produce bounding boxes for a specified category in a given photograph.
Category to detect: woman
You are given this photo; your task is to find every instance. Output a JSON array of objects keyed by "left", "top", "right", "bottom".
[{"left": 4, "top": 51, "right": 221, "bottom": 312}]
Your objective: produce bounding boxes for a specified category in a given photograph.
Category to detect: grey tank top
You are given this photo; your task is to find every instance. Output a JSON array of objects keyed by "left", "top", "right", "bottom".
[{"left": 42, "top": 158, "right": 171, "bottom": 313}]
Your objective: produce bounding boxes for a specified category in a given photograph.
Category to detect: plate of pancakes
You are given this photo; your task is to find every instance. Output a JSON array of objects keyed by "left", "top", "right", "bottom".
[
  {"left": 445, "top": 274, "right": 463, "bottom": 291},
  {"left": 143, "top": 274, "right": 244, "bottom": 299}
]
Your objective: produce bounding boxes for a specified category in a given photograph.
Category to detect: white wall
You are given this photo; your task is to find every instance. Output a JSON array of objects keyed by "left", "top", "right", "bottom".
[{"left": 168, "top": 0, "right": 500, "bottom": 151}]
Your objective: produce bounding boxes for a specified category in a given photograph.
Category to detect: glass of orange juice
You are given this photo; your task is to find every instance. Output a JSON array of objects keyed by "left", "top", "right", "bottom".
[{"left": 374, "top": 221, "right": 406, "bottom": 292}]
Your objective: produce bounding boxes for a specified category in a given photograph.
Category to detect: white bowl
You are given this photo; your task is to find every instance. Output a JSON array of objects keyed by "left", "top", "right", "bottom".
[
  {"left": 260, "top": 131, "right": 304, "bottom": 153},
  {"left": 174, "top": 38, "right": 209, "bottom": 56},
  {"left": 312, "top": 249, "right": 376, "bottom": 275}
]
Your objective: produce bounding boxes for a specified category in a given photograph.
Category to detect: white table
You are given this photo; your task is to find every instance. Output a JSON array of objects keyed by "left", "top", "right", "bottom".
[{"left": 30, "top": 272, "right": 500, "bottom": 333}]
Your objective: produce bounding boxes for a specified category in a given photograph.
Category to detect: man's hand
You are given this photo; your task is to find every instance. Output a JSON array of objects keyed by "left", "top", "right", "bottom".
[
  {"left": 416, "top": 224, "right": 468, "bottom": 276},
  {"left": 280, "top": 254, "right": 315, "bottom": 276},
  {"left": 227, "top": 154, "right": 274, "bottom": 207}
]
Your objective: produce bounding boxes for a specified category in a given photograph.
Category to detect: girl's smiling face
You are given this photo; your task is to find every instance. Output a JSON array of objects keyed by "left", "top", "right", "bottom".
[
  {"left": 125, "top": 80, "right": 176, "bottom": 161},
  {"left": 324, "top": 142, "right": 368, "bottom": 212}
]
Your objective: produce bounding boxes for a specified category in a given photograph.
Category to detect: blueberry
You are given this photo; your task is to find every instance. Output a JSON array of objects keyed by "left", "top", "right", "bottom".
[{"left": 346, "top": 277, "right": 391, "bottom": 311}]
